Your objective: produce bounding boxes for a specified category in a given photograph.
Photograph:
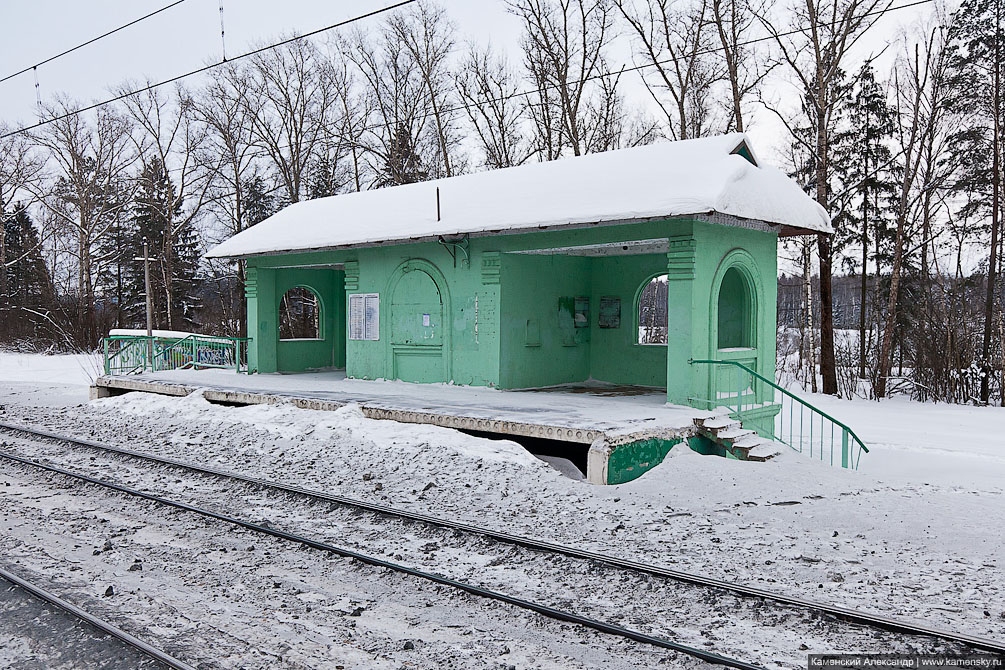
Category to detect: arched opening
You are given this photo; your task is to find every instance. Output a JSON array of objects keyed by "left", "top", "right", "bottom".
[
  {"left": 717, "top": 267, "right": 752, "bottom": 349},
  {"left": 387, "top": 260, "right": 450, "bottom": 383},
  {"left": 637, "top": 274, "right": 669, "bottom": 345},
  {"left": 279, "top": 286, "right": 322, "bottom": 340}
]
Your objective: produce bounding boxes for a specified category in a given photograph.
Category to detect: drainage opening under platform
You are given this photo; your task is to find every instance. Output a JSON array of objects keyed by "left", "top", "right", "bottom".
[{"left": 459, "top": 429, "right": 589, "bottom": 481}]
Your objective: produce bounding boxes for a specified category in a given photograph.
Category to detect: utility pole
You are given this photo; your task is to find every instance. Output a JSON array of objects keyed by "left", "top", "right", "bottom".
[{"left": 135, "top": 237, "right": 156, "bottom": 370}]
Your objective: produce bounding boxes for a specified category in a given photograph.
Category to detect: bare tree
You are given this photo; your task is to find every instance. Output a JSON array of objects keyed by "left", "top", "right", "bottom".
[
  {"left": 118, "top": 84, "right": 213, "bottom": 329},
  {"left": 389, "top": 1, "right": 461, "bottom": 177},
  {"left": 244, "top": 38, "right": 334, "bottom": 203},
  {"left": 31, "top": 99, "right": 137, "bottom": 345},
  {"left": 509, "top": 0, "right": 619, "bottom": 157},
  {"left": 196, "top": 63, "right": 266, "bottom": 337},
  {"left": 709, "top": 0, "right": 773, "bottom": 132},
  {"left": 196, "top": 64, "right": 260, "bottom": 243},
  {"left": 346, "top": 21, "right": 438, "bottom": 186},
  {"left": 760, "top": 0, "right": 893, "bottom": 395},
  {"left": 876, "top": 21, "right": 953, "bottom": 397},
  {"left": 616, "top": 0, "right": 724, "bottom": 139},
  {"left": 456, "top": 45, "right": 532, "bottom": 169}
]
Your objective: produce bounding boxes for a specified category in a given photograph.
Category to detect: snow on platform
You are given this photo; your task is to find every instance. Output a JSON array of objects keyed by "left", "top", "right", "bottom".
[{"left": 94, "top": 369, "right": 706, "bottom": 446}]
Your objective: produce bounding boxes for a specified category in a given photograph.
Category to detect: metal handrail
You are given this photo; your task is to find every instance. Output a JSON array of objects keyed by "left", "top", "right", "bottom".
[
  {"left": 104, "top": 334, "right": 249, "bottom": 375},
  {"left": 690, "top": 358, "right": 868, "bottom": 469}
]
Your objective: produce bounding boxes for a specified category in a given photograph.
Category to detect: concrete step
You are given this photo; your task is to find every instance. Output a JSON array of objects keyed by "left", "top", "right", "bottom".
[
  {"left": 716, "top": 427, "right": 757, "bottom": 442},
  {"left": 746, "top": 441, "right": 784, "bottom": 462},
  {"left": 696, "top": 414, "right": 740, "bottom": 432}
]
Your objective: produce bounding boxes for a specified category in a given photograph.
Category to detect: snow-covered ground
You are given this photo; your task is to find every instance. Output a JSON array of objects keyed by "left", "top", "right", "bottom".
[
  {"left": 0, "top": 353, "right": 1003, "bottom": 667},
  {"left": 0, "top": 351, "right": 101, "bottom": 388}
]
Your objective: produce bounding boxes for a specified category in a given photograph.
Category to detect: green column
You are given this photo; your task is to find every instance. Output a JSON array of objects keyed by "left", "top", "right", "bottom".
[
  {"left": 247, "top": 265, "right": 278, "bottom": 374},
  {"left": 665, "top": 234, "right": 698, "bottom": 406}
]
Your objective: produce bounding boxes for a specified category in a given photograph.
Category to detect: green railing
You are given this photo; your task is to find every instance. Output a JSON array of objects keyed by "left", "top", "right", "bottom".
[
  {"left": 689, "top": 359, "right": 868, "bottom": 469},
  {"left": 103, "top": 334, "right": 249, "bottom": 375}
]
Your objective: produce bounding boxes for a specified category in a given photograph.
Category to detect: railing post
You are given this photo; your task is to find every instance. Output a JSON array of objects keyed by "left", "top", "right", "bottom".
[
  {"left": 735, "top": 365, "right": 741, "bottom": 415},
  {"left": 841, "top": 429, "right": 850, "bottom": 469},
  {"left": 192, "top": 337, "right": 198, "bottom": 369},
  {"left": 103, "top": 339, "right": 110, "bottom": 375}
]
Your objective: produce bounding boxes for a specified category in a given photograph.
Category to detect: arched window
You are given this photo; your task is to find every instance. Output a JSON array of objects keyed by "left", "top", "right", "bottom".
[
  {"left": 637, "top": 274, "right": 669, "bottom": 345},
  {"left": 279, "top": 287, "right": 322, "bottom": 340},
  {"left": 717, "top": 267, "right": 752, "bottom": 349}
]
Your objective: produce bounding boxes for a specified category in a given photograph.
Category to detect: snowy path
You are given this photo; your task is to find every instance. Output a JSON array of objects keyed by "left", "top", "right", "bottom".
[{"left": 3, "top": 429, "right": 980, "bottom": 668}]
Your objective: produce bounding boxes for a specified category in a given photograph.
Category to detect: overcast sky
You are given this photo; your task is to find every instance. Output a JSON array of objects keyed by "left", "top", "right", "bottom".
[{"left": 1, "top": 0, "right": 939, "bottom": 165}]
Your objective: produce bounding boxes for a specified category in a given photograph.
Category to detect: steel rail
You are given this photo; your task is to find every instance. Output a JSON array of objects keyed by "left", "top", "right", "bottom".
[
  {"left": 0, "top": 564, "right": 197, "bottom": 670},
  {"left": 2, "top": 420, "right": 1004, "bottom": 655},
  {"left": 0, "top": 449, "right": 766, "bottom": 670}
]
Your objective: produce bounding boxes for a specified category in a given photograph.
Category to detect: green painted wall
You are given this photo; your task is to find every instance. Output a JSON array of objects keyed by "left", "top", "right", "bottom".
[
  {"left": 243, "top": 216, "right": 779, "bottom": 406},
  {"left": 246, "top": 267, "right": 344, "bottom": 373},
  {"left": 589, "top": 253, "right": 668, "bottom": 388},
  {"left": 499, "top": 253, "right": 591, "bottom": 388}
]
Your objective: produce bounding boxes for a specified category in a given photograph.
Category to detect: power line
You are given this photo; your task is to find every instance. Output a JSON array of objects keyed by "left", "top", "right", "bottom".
[
  {"left": 0, "top": 0, "right": 191, "bottom": 87},
  {"left": 0, "top": 1, "right": 417, "bottom": 140}
]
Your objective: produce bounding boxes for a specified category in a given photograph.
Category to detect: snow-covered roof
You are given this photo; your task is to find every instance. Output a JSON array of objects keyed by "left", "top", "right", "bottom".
[{"left": 206, "top": 133, "right": 831, "bottom": 259}]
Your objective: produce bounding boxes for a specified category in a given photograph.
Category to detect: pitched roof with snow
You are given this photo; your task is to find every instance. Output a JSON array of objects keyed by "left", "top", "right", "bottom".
[{"left": 206, "top": 133, "right": 830, "bottom": 259}]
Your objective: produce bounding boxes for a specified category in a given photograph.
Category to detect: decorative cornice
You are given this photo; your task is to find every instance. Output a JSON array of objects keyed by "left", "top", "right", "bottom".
[
  {"left": 344, "top": 260, "right": 360, "bottom": 291},
  {"left": 666, "top": 237, "right": 696, "bottom": 280},
  {"left": 481, "top": 251, "right": 501, "bottom": 285},
  {"left": 244, "top": 266, "right": 258, "bottom": 299}
]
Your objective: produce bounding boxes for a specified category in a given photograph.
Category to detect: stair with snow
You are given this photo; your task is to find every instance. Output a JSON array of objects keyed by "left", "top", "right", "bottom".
[{"left": 694, "top": 411, "right": 783, "bottom": 462}]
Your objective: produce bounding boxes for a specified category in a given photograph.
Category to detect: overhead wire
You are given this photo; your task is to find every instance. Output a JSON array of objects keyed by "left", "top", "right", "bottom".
[
  {"left": 0, "top": 0, "right": 417, "bottom": 139},
  {"left": 0, "top": 0, "right": 192, "bottom": 87}
]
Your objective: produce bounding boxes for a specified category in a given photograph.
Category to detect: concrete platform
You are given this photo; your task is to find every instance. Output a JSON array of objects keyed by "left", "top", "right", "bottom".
[{"left": 93, "top": 369, "right": 713, "bottom": 484}]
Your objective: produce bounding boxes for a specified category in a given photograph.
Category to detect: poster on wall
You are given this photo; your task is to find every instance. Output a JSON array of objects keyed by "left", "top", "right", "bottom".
[
  {"left": 599, "top": 296, "right": 621, "bottom": 328},
  {"left": 349, "top": 293, "right": 379, "bottom": 340}
]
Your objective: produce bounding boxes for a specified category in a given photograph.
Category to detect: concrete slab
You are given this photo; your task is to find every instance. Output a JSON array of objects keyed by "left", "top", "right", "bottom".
[
  {"left": 95, "top": 369, "right": 706, "bottom": 441},
  {"left": 93, "top": 369, "right": 714, "bottom": 485}
]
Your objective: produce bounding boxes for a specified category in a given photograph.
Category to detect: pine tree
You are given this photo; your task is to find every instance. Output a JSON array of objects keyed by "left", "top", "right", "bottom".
[
  {"left": 833, "top": 61, "right": 897, "bottom": 379},
  {"left": 375, "top": 122, "right": 430, "bottom": 187},
  {"left": 122, "top": 159, "right": 200, "bottom": 331},
  {"left": 946, "top": 0, "right": 1005, "bottom": 403},
  {"left": 241, "top": 175, "right": 276, "bottom": 228},
  {"left": 0, "top": 207, "right": 57, "bottom": 342}
]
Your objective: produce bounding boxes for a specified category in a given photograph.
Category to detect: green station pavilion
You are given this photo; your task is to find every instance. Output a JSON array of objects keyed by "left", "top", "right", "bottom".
[
  {"left": 208, "top": 132, "right": 827, "bottom": 400},
  {"left": 102, "top": 132, "right": 860, "bottom": 483}
]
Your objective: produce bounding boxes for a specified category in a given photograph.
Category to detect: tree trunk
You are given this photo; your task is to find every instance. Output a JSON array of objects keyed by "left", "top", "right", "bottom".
[
  {"left": 981, "top": 0, "right": 1002, "bottom": 404},
  {"left": 876, "top": 213, "right": 906, "bottom": 399},
  {"left": 0, "top": 207, "right": 7, "bottom": 301},
  {"left": 815, "top": 91, "right": 838, "bottom": 395},
  {"left": 818, "top": 233, "right": 837, "bottom": 394},
  {"left": 859, "top": 149, "right": 870, "bottom": 380},
  {"left": 804, "top": 244, "right": 818, "bottom": 393}
]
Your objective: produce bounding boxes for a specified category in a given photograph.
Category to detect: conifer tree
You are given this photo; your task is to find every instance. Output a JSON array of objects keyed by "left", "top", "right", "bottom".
[
  {"left": 0, "top": 207, "right": 57, "bottom": 342},
  {"left": 833, "top": 61, "right": 896, "bottom": 379},
  {"left": 946, "top": 0, "right": 1005, "bottom": 403},
  {"left": 123, "top": 159, "right": 200, "bottom": 330}
]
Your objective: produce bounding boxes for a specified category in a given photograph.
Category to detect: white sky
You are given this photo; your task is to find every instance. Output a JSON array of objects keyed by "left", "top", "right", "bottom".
[{"left": 1, "top": 0, "right": 940, "bottom": 166}]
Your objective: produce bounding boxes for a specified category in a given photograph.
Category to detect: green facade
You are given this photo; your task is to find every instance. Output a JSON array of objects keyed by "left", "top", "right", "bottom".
[{"left": 242, "top": 216, "right": 778, "bottom": 408}]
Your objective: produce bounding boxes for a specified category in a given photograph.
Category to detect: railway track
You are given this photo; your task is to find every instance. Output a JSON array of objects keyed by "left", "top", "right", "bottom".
[
  {"left": 0, "top": 563, "right": 196, "bottom": 670},
  {"left": 1, "top": 420, "right": 1002, "bottom": 668}
]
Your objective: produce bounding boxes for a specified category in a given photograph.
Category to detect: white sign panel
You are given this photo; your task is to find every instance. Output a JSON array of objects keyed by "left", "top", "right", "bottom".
[{"left": 348, "top": 293, "right": 379, "bottom": 341}]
